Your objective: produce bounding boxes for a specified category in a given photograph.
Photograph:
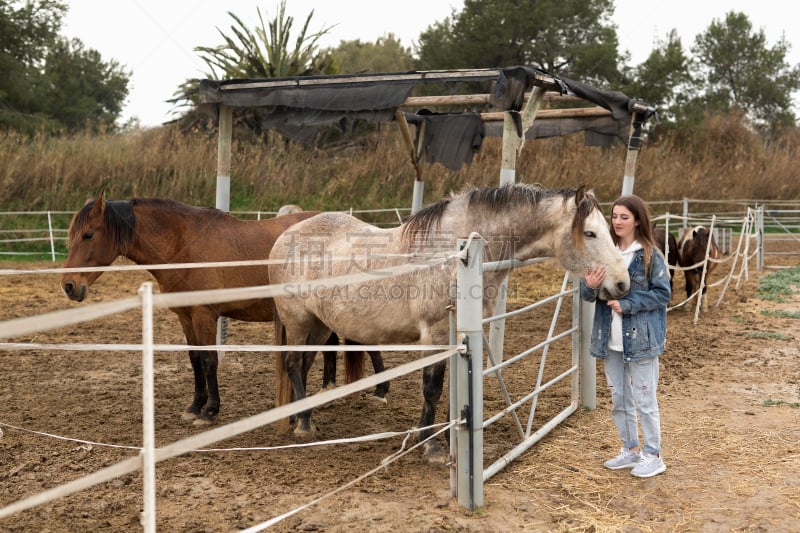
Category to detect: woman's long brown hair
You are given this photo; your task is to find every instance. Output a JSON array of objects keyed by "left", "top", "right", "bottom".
[{"left": 611, "top": 194, "right": 660, "bottom": 275}]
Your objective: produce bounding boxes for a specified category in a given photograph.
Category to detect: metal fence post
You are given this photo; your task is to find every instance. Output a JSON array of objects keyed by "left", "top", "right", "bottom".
[
  {"left": 46, "top": 211, "right": 56, "bottom": 261},
  {"left": 455, "top": 237, "right": 483, "bottom": 511},
  {"left": 757, "top": 206, "right": 764, "bottom": 270},
  {"left": 138, "top": 282, "right": 156, "bottom": 533},
  {"left": 682, "top": 197, "right": 689, "bottom": 232},
  {"left": 577, "top": 276, "right": 596, "bottom": 409}
]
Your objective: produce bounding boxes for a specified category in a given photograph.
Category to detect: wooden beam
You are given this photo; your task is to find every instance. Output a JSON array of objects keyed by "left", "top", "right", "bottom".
[
  {"left": 395, "top": 111, "right": 423, "bottom": 180},
  {"left": 481, "top": 106, "right": 611, "bottom": 122},
  {"left": 401, "top": 92, "right": 582, "bottom": 107}
]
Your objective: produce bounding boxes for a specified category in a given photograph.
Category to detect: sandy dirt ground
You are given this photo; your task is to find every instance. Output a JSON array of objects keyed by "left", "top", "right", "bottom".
[{"left": 1, "top": 248, "right": 798, "bottom": 532}]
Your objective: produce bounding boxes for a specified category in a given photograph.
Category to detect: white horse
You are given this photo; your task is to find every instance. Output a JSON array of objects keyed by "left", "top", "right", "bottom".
[
  {"left": 269, "top": 184, "right": 629, "bottom": 460},
  {"left": 277, "top": 204, "right": 303, "bottom": 216}
]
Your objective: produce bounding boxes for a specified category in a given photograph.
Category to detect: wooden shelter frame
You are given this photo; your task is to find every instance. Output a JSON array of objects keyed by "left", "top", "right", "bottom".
[{"left": 199, "top": 66, "right": 656, "bottom": 466}]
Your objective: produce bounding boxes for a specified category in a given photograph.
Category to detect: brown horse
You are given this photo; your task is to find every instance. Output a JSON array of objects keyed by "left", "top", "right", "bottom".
[
  {"left": 653, "top": 223, "right": 679, "bottom": 289},
  {"left": 677, "top": 225, "right": 721, "bottom": 309},
  {"left": 269, "top": 184, "right": 630, "bottom": 461},
  {"left": 60, "top": 193, "right": 327, "bottom": 424}
]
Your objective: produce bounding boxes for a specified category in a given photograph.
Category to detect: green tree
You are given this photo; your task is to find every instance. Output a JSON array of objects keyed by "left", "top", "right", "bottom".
[
  {"left": 621, "top": 30, "right": 691, "bottom": 124},
  {"left": 688, "top": 11, "right": 800, "bottom": 131},
  {"left": 331, "top": 34, "right": 414, "bottom": 74},
  {"left": 416, "top": 0, "right": 622, "bottom": 86},
  {"left": 1, "top": 0, "right": 66, "bottom": 131},
  {"left": 41, "top": 38, "right": 130, "bottom": 132},
  {"left": 0, "top": 0, "right": 130, "bottom": 133}
]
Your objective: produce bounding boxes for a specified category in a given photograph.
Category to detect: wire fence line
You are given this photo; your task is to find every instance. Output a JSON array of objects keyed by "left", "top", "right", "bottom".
[{"left": 2, "top": 199, "right": 798, "bottom": 265}]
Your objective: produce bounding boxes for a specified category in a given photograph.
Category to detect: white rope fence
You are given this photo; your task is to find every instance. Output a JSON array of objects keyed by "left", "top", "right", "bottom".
[
  {"left": 0, "top": 252, "right": 468, "bottom": 528},
  {"left": 0, "top": 252, "right": 451, "bottom": 340},
  {"left": 656, "top": 209, "right": 760, "bottom": 324}
]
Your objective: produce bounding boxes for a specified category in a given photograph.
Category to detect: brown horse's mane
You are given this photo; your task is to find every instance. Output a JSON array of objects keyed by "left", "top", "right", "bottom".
[
  {"left": 71, "top": 197, "right": 227, "bottom": 253},
  {"left": 401, "top": 183, "right": 591, "bottom": 245}
]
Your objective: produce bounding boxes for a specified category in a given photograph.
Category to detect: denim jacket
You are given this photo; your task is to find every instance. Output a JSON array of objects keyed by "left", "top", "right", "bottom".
[{"left": 580, "top": 247, "right": 671, "bottom": 362}]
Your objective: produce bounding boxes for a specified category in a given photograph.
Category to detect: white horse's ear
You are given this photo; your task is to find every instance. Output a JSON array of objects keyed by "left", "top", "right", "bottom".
[{"left": 575, "top": 185, "right": 586, "bottom": 204}]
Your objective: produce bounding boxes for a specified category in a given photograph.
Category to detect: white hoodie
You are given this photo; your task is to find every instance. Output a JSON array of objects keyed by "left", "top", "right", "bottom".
[{"left": 608, "top": 240, "right": 643, "bottom": 352}]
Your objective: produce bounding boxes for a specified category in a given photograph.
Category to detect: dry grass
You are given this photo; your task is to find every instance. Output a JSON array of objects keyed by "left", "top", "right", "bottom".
[
  {"left": 498, "top": 405, "right": 799, "bottom": 532},
  {"left": 1, "top": 113, "right": 799, "bottom": 213}
]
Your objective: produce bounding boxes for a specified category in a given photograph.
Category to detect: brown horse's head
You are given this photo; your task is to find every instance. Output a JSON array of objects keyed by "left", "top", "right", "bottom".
[{"left": 61, "top": 192, "right": 134, "bottom": 302}]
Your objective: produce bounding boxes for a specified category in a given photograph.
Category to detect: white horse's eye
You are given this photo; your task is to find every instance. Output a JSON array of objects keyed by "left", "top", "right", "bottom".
[{"left": 584, "top": 231, "right": 596, "bottom": 238}]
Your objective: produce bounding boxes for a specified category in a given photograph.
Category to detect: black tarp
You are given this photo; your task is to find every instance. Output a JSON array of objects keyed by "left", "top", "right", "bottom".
[{"left": 199, "top": 66, "right": 655, "bottom": 168}]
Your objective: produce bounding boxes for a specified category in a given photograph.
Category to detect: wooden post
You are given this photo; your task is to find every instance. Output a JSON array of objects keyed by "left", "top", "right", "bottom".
[
  {"left": 621, "top": 106, "right": 649, "bottom": 196},
  {"left": 216, "top": 104, "right": 233, "bottom": 348},
  {"left": 395, "top": 111, "right": 425, "bottom": 213},
  {"left": 216, "top": 104, "right": 233, "bottom": 212},
  {"left": 491, "top": 87, "right": 548, "bottom": 366}
]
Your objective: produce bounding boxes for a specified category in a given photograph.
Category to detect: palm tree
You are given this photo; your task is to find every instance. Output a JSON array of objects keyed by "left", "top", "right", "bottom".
[{"left": 169, "top": 1, "right": 335, "bottom": 128}]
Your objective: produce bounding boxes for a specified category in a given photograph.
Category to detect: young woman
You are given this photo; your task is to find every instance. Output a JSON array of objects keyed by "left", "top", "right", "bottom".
[{"left": 581, "top": 195, "right": 672, "bottom": 478}]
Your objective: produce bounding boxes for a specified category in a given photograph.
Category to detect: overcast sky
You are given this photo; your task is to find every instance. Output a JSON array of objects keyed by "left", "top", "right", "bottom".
[{"left": 61, "top": 0, "right": 800, "bottom": 127}]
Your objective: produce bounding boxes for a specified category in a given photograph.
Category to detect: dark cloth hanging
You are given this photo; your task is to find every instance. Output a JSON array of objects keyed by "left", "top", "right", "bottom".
[{"left": 404, "top": 111, "right": 485, "bottom": 171}]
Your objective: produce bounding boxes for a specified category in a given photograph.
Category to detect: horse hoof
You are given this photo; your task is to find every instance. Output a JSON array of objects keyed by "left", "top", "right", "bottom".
[
  {"left": 369, "top": 394, "right": 388, "bottom": 405},
  {"left": 181, "top": 411, "right": 199, "bottom": 421},
  {"left": 422, "top": 442, "right": 448, "bottom": 465},
  {"left": 192, "top": 417, "right": 214, "bottom": 427},
  {"left": 293, "top": 424, "right": 317, "bottom": 440}
]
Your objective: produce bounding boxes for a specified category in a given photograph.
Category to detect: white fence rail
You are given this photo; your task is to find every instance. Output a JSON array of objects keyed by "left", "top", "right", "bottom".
[
  {"left": 0, "top": 253, "right": 467, "bottom": 529},
  {"left": 0, "top": 207, "right": 410, "bottom": 261}
]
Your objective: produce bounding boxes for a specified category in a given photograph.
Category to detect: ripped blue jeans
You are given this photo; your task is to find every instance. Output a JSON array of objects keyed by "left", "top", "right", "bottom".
[{"left": 604, "top": 349, "right": 662, "bottom": 456}]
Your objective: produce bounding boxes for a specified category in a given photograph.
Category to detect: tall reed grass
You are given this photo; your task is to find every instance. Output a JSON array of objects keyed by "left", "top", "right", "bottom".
[{"left": 1, "top": 113, "right": 798, "bottom": 213}]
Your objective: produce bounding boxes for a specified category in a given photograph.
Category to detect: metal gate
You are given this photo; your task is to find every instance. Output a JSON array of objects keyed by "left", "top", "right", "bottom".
[{"left": 449, "top": 239, "right": 594, "bottom": 509}]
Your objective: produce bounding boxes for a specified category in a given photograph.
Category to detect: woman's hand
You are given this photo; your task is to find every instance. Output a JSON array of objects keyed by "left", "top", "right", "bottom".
[
  {"left": 584, "top": 264, "right": 606, "bottom": 290},
  {"left": 607, "top": 300, "right": 622, "bottom": 313}
]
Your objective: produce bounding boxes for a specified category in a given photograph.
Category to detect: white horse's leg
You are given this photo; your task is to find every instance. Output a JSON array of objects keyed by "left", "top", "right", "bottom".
[{"left": 419, "top": 359, "right": 448, "bottom": 463}]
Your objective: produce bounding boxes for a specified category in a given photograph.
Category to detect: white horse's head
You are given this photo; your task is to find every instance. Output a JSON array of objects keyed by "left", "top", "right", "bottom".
[{"left": 557, "top": 187, "right": 630, "bottom": 300}]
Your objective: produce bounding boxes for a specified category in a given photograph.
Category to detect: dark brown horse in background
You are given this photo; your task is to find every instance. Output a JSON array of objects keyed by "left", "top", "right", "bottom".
[
  {"left": 677, "top": 225, "right": 721, "bottom": 310},
  {"left": 60, "top": 193, "right": 385, "bottom": 424},
  {"left": 653, "top": 223, "right": 679, "bottom": 289}
]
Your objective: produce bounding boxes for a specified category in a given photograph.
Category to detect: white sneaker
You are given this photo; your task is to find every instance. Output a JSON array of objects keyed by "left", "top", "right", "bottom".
[
  {"left": 603, "top": 447, "right": 641, "bottom": 470},
  {"left": 631, "top": 452, "right": 666, "bottom": 478}
]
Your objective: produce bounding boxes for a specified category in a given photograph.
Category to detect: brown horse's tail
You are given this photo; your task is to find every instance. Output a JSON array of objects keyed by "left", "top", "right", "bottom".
[
  {"left": 273, "top": 306, "right": 293, "bottom": 430},
  {"left": 343, "top": 338, "right": 366, "bottom": 384}
]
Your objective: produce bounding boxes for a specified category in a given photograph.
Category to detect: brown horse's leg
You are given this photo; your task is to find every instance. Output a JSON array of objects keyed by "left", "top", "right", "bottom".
[
  {"left": 685, "top": 270, "right": 698, "bottom": 301},
  {"left": 322, "top": 332, "right": 339, "bottom": 390},
  {"left": 343, "top": 338, "right": 388, "bottom": 400},
  {"left": 273, "top": 308, "right": 295, "bottom": 431},
  {"left": 179, "top": 310, "right": 221, "bottom": 425},
  {"left": 183, "top": 350, "right": 209, "bottom": 420},
  {"left": 418, "top": 359, "right": 447, "bottom": 463},
  {"left": 184, "top": 347, "right": 220, "bottom": 425},
  {"left": 368, "top": 350, "right": 389, "bottom": 400},
  {"left": 342, "top": 339, "right": 365, "bottom": 385},
  {"left": 177, "top": 314, "right": 216, "bottom": 423},
  {"left": 198, "top": 350, "right": 220, "bottom": 423}
]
